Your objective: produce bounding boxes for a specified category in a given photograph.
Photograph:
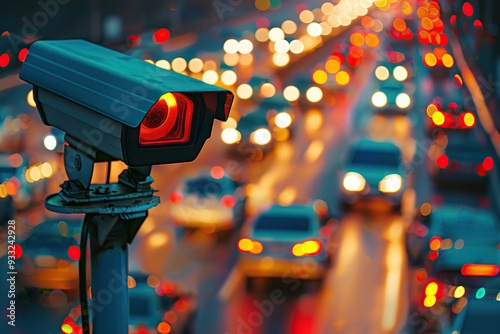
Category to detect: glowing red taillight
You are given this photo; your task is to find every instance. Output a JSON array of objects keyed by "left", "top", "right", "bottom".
[
  {"left": 238, "top": 238, "right": 263, "bottom": 254},
  {"left": 437, "top": 154, "right": 449, "bottom": 169},
  {"left": 461, "top": 264, "right": 500, "bottom": 277},
  {"left": 483, "top": 156, "right": 494, "bottom": 171},
  {"left": 422, "top": 280, "right": 444, "bottom": 308},
  {"left": 169, "top": 192, "right": 183, "bottom": 203},
  {"left": 13, "top": 244, "right": 23, "bottom": 259},
  {"left": 68, "top": 245, "right": 80, "bottom": 261},
  {"left": 292, "top": 240, "right": 322, "bottom": 257},
  {"left": 221, "top": 195, "right": 236, "bottom": 208},
  {"left": 139, "top": 92, "right": 193, "bottom": 145}
]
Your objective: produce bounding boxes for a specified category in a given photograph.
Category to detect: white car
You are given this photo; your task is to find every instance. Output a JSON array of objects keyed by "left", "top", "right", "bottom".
[
  {"left": 238, "top": 204, "right": 329, "bottom": 280},
  {"left": 340, "top": 139, "right": 406, "bottom": 208},
  {"left": 169, "top": 168, "right": 246, "bottom": 231}
]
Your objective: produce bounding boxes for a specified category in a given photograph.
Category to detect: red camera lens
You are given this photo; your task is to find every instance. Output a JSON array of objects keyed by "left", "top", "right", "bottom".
[{"left": 139, "top": 92, "right": 193, "bottom": 145}]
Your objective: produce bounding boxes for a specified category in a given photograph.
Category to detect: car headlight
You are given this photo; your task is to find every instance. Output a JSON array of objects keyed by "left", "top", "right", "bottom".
[
  {"left": 375, "top": 66, "right": 389, "bottom": 81},
  {"left": 371, "top": 91, "right": 387, "bottom": 108},
  {"left": 396, "top": 93, "right": 411, "bottom": 109},
  {"left": 379, "top": 174, "right": 402, "bottom": 193},
  {"left": 43, "top": 135, "right": 58, "bottom": 151},
  {"left": 343, "top": 172, "right": 366, "bottom": 192},
  {"left": 250, "top": 128, "right": 272, "bottom": 145},
  {"left": 393, "top": 65, "right": 408, "bottom": 81},
  {"left": 221, "top": 128, "right": 241, "bottom": 144},
  {"left": 274, "top": 112, "right": 292, "bottom": 129}
]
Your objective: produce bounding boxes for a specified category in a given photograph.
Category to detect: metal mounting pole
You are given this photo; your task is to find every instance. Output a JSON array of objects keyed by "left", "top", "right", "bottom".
[{"left": 45, "top": 136, "right": 159, "bottom": 334}]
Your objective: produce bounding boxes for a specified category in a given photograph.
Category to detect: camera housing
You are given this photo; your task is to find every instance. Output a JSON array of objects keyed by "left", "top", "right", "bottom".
[{"left": 19, "top": 39, "right": 234, "bottom": 166}]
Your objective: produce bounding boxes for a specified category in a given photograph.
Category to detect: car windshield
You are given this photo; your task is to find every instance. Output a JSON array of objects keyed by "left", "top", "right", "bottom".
[
  {"left": 22, "top": 235, "right": 77, "bottom": 253},
  {"left": 441, "top": 221, "right": 496, "bottom": 244},
  {"left": 185, "top": 177, "right": 225, "bottom": 197},
  {"left": 350, "top": 149, "right": 400, "bottom": 167},
  {"left": 254, "top": 215, "right": 311, "bottom": 232},
  {"left": 129, "top": 296, "right": 151, "bottom": 317},
  {"left": 238, "top": 111, "right": 268, "bottom": 128}
]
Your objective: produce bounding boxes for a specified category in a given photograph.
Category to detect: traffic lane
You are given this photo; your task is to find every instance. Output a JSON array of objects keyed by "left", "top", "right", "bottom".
[
  {"left": 218, "top": 52, "right": 396, "bottom": 334},
  {"left": 316, "top": 213, "right": 409, "bottom": 334},
  {"left": 165, "top": 49, "right": 380, "bottom": 334},
  {"left": 219, "top": 212, "right": 409, "bottom": 334}
]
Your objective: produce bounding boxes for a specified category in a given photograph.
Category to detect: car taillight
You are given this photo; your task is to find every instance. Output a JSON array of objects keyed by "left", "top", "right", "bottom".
[
  {"left": 483, "top": 156, "right": 494, "bottom": 171},
  {"left": 459, "top": 111, "right": 475, "bottom": 128},
  {"left": 461, "top": 264, "right": 500, "bottom": 277},
  {"left": 61, "top": 317, "right": 80, "bottom": 334},
  {"left": 13, "top": 244, "right": 22, "bottom": 259},
  {"left": 221, "top": 194, "right": 236, "bottom": 208},
  {"left": 169, "top": 191, "right": 183, "bottom": 203},
  {"left": 436, "top": 154, "right": 448, "bottom": 169},
  {"left": 139, "top": 92, "right": 194, "bottom": 145},
  {"left": 292, "top": 239, "right": 322, "bottom": 257},
  {"left": 238, "top": 238, "right": 263, "bottom": 254},
  {"left": 68, "top": 245, "right": 80, "bottom": 261},
  {"left": 422, "top": 280, "right": 443, "bottom": 308},
  {"left": 429, "top": 236, "right": 442, "bottom": 251}
]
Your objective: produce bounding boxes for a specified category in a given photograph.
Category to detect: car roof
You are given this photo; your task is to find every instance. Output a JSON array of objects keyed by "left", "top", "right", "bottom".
[
  {"left": 430, "top": 206, "right": 498, "bottom": 233},
  {"left": 260, "top": 204, "right": 316, "bottom": 218},
  {"left": 350, "top": 138, "right": 401, "bottom": 153}
]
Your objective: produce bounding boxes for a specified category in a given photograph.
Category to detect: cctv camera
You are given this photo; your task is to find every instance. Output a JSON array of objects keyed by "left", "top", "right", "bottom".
[{"left": 19, "top": 39, "right": 234, "bottom": 166}]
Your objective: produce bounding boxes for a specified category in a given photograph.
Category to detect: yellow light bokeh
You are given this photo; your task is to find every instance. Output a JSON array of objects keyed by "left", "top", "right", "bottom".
[
  {"left": 188, "top": 58, "right": 203, "bottom": 73},
  {"left": 463, "top": 112, "right": 475, "bottom": 127},
  {"left": 255, "top": 0, "right": 271, "bottom": 11},
  {"left": 255, "top": 27, "right": 270, "bottom": 42},
  {"left": 424, "top": 53, "right": 437, "bottom": 67},
  {"left": 27, "top": 90, "right": 36, "bottom": 107},
  {"left": 202, "top": 70, "right": 219, "bottom": 84},
  {"left": 283, "top": 85, "right": 300, "bottom": 102},
  {"left": 236, "top": 84, "right": 253, "bottom": 99},
  {"left": 335, "top": 71, "right": 350, "bottom": 86},
  {"left": 432, "top": 111, "right": 445, "bottom": 125},
  {"left": 350, "top": 32, "right": 365, "bottom": 46},
  {"left": 299, "top": 10, "right": 314, "bottom": 24},
  {"left": 306, "top": 86, "right": 323, "bottom": 103},
  {"left": 171, "top": 57, "right": 187, "bottom": 72},
  {"left": 312, "top": 69, "right": 328, "bottom": 85},
  {"left": 427, "top": 103, "right": 438, "bottom": 117},
  {"left": 325, "top": 59, "right": 341, "bottom": 73},
  {"left": 281, "top": 20, "right": 297, "bottom": 35}
]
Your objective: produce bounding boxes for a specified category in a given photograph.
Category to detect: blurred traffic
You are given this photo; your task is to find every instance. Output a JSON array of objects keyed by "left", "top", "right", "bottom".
[{"left": 1, "top": 0, "right": 499, "bottom": 333}]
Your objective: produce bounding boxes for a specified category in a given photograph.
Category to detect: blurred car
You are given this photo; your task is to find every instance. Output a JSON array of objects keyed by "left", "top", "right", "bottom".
[
  {"left": 371, "top": 80, "right": 413, "bottom": 114},
  {"left": 18, "top": 218, "right": 82, "bottom": 295},
  {"left": 422, "top": 46, "right": 456, "bottom": 80},
  {"left": 442, "top": 294, "right": 500, "bottom": 334},
  {"left": 428, "top": 128, "right": 494, "bottom": 185},
  {"left": 169, "top": 168, "right": 246, "bottom": 230},
  {"left": 425, "top": 100, "right": 476, "bottom": 133},
  {"left": 374, "top": 60, "right": 413, "bottom": 83},
  {"left": 340, "top": 139, "right": 407, "bottom": 209},
  {"left": 406, "top": 205, "right": 500, "bottom": 283},
  {"left": 0, "top": 153, "right": 48, "bottom": 210},
  {"left": 238, "top": 204, "right": 329, "bottom": 280},
  {"left": 0, "top": 113, "right": 29, "bottom": 153},
  {"left": 260, "top": 95, "right": 296, "bottom": 141},
  {"left": 61, "top": 272, "right": 197, "bottom": 334},
  {"left": 129, "top": 272, "right": 196, "bottom": 334},
  {"left": 221, "top": 107, "right": 275, "bottom": 159}
]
